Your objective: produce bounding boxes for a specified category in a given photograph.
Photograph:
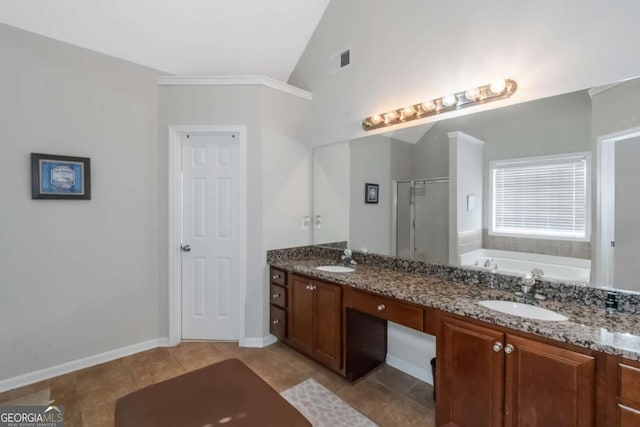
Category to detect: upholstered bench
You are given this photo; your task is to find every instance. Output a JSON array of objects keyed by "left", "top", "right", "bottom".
[{"left": 115, "top": 358, "right": 311, "bottom": 427}]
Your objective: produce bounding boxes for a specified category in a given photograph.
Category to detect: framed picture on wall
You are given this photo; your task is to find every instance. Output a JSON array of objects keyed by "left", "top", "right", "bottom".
[
  {"left": 31, "top": 153, "right": 91, "bottom": 200},
  {"left": 365, "top": 183, "right": 379, "bottom": 204}
]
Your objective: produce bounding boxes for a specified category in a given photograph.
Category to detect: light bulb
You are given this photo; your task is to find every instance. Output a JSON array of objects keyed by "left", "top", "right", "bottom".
[
  {"left": 465, "top": 87, "right": 480, "bottom": 101},
  {"left": 442, "top": 94, "right": 458, "bottom": 107},
  {"left": 421, "top": 100, "right": 436, "bottom": 112},
  {"left": 384, "top": 111, "right": 398, "bottom": 123},
  {"left": 402, "top": 106, "right": 417, "bottom": 117},
  {"left": 370, "top": 114, "right": 383, "bottom": 125},
  {"left": 490, "top": 79, "right": 507, "bottom": 94}
]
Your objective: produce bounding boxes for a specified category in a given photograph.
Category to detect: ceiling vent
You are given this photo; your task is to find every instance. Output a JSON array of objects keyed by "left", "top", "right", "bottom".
[{"left": 330, "top": 49, "right": 351, "bottom": 74}]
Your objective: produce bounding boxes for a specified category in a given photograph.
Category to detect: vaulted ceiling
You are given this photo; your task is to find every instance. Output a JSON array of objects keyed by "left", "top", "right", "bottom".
[{"left": 0, "top": 0, "right": 331, "bottom": 81}]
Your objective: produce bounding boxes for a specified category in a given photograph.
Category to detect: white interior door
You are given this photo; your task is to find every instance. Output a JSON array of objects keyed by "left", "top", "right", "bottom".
[
  {"left": 614, "top": 136, "right": 640, "bottom": 291},
  {"left": 181, "top": 133, "right": 240, "bottom": 340}
]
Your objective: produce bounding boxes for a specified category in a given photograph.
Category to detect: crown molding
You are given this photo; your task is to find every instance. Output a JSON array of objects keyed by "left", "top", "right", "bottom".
[
  {"left": 588, "top": 82, "right": 623, "bottom": 98},
  {"left": 447, "top": 131, "right": 486, "bottom": 145},
  {"left": 156, "top": 75, "right": 313, "bottom": 101}
]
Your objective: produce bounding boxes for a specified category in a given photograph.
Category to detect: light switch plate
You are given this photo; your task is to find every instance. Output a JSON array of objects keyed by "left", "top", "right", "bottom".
[
  {"left": 301, "top": 216, "right": 310, "bottom": 229},
  {"left": 467, "top": 194, "right": 476, "bottom": 211}
]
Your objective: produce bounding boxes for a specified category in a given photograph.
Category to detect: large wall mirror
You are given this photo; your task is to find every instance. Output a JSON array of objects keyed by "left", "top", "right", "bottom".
[{"left": 313, "top": 76, "right": 640, "bottom": 293}]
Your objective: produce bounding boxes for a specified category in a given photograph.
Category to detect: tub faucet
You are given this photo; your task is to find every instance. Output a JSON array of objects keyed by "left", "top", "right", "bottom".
[
  {"left": 484, "top": 257, "right": 498, "bottom": 269},
  {"left": 531, "top": 268, "right": 545, "bottom": 278}
]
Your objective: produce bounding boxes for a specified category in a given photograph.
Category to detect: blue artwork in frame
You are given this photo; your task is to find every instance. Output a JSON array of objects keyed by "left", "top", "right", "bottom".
[{"left": 31, "top": 153, "right": 91, "bottom": 199}]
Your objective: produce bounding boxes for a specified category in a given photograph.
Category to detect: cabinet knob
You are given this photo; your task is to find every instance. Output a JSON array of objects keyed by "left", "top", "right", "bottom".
[
  {"left": 305, "top": 284, "right": 311, "bottom": 290},
  {"left": 377, "top": 304, "right": 386, "bottom": 311},
  {"left": 272, "top": 274, "right": 281, "bottom": 280},
  {"left": 272, "top": 319, "right": 280, "bottom": 325},
  {"left": 272, "top": 293, "right": 281, "bottom": 299},
  {"left": 504, "top": 344, "right": 514, "bottom": 354},
  {"left": 311, "top": 285, "right": 316, "bottom": 291},
  {"left": 493, "top": 342, "right": 503, "bottom": 352}
]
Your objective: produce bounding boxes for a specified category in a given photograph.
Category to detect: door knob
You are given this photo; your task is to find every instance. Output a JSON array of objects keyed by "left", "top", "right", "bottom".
[
  {"left": 181, "top": 245, "right": 191, "bottom": 252},
  {"left": 493, "top": 342, "right": 503, "bottom": 352},
  {"left": 504, "top": 344, "right": 514, "bottom": 354}
]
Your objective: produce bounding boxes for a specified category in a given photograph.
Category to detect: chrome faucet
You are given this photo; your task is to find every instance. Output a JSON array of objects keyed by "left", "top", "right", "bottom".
[
  {"left": 341, "top": 249, "right": 357, "bottom": 267},
  {"left": 518, "top": 269, "right": 545, "bottom": 303},
  {"left": 484, "top": 257, "right": 499, "bottom": 269}
]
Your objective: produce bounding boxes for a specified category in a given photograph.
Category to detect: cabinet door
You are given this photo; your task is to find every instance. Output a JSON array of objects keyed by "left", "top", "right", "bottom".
[
  {"left": 504, "top": 335, "right": 595, "bottom": 427},
  {"left": 312, "top": 280, "right": 342, "bottom": 371},
  {"left": 287, "top": 275, "right": 314, "bottom": 355},
  {"left": 619, "top": 404, "right": 640, "bottom": 427},
  {"left": 437, "top": 316, "right": 505, "bottom": 427}
]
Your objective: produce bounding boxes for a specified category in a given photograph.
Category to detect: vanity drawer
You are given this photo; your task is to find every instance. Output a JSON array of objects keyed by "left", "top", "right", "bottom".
[
  {"left": 344, "top": 288, "right": 423, "bottom": 331},
  {"left": 620, "top": 363, "right": 640, "bottom": 406},
  {"left": 270, "top": 283, "right": 287, "bottom": 308},
  {"left": 270, "top": 268, "right": 286, "bottom": 286},
  {"left": 270, "top": 305, "right": 286, "bottom": 340},
  {"left": 620, "top": 404, "right": 640, "bottom": 427}
]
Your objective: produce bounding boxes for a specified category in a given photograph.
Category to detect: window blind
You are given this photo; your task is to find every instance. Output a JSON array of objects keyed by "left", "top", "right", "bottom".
[{"left": 491, "top": 153, "right": 589, "bottom": 239}]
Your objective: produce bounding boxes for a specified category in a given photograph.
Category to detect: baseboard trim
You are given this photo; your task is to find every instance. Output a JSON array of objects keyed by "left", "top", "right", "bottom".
[
  {"left": 0, "top": 338, "right": 170, "bottom": 393},
  {"left": 242, "top": 334, "right": 278, "bottom": 348},
  {"left": 386, "top": 354, "right": 433, "bottom": 385}
]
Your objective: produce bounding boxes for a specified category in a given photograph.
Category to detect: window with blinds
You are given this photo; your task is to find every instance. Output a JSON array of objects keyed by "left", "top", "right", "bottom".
[{"left": 490, "top": 153, "right": 590, "bottom": 240}]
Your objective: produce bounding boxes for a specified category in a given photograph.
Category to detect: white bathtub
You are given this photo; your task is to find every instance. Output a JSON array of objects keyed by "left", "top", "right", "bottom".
[{"left": 459, "top": 249, "right": 591, "bottom": 283}]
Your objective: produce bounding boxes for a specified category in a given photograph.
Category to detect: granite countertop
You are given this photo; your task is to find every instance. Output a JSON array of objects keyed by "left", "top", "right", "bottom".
[{"left": 270, "top": 258, "right": 640, "bottom": 361}]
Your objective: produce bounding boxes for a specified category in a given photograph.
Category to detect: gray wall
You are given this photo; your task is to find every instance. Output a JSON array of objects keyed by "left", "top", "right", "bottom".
[
  {"left": 614, "top": 136, "right": 640, "bottom": 291},
  {"left": 158, "top": 85, "right": 313, "bottom": 339},
  {"left": 0, "top": 24, "right": 160, "bottom": 380},
  {"left": 349, "top": 136, "right": 413, "bottom": 254}
]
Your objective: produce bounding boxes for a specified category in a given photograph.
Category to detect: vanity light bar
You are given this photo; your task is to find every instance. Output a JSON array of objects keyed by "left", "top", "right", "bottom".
[{"left": 361, "top": 79, "right": 518, "bottom": 131}]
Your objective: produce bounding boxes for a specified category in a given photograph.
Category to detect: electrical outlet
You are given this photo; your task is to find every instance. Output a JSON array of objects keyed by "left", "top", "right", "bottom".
[{"left": 301, "top": 216, "right": 310, "bottom": 229}]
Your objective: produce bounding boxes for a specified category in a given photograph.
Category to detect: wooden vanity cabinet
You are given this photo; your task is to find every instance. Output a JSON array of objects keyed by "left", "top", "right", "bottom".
[
  {"left": 617, "top": 359, "right": 640, "bottom": 426},
  {"left": 437, "top": 316, "right": 506, "bottom": 427},
  {"left": 268, "top": 268, "right": 288, "bottom": 341},
  {"left": 437, "top": 315, "right": 597, "bottom": 427},
  {"left": 287, "top": 274, "right": 342, "bottom": 372}
]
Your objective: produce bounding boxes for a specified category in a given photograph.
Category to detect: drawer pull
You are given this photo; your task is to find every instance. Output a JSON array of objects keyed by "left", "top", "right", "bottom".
[
  {"left": 272, "top": 274, "right": 281, "bottom": 280},
  {"left": 272, "top": 319, "right": 280, "bottom": 325},
  {"left": 377, "top": 304, "right": 386, "bottom": 311},
  {"left": 272, "top": 293, "right": 281, "bottom": 299},
  {"left": 493, "top": 342, "right": 503, "bottom": 352}
]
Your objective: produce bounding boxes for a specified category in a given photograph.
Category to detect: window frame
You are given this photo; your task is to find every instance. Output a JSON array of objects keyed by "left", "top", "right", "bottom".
[{"left": 489, "top": 151, "right": 592, "bottom": 242}]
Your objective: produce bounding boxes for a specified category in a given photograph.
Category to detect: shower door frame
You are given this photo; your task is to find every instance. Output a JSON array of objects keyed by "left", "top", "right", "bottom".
[{"left": 392, "top": 177, "right": 450, "bottom": 260}]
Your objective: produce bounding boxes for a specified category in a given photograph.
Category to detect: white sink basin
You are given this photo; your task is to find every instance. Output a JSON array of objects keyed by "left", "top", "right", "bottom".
[
  {"left": 478, "top": 300, "right": 568, "bottom": 321},
  {"left": 315, "top": 265, "right": 355, "bottom": 273}
]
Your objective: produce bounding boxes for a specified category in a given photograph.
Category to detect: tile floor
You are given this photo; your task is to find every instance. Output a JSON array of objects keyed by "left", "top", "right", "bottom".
[{"left": 0, "top": 342, "right": 435, "bottom": 426}]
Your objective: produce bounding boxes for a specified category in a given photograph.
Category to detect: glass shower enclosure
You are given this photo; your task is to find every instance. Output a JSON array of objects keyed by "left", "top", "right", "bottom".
[{"left": 395, "top": 178, "right": 449, "bottom": 264}]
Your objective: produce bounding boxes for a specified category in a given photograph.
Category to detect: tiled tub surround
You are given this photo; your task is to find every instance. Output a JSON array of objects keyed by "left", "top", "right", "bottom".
[
  {"left": 267, "top": 246, "right": 640, "bottom": 361},
  {"left": 482, "top": 229, "right": 592, "bottom": 259}
]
